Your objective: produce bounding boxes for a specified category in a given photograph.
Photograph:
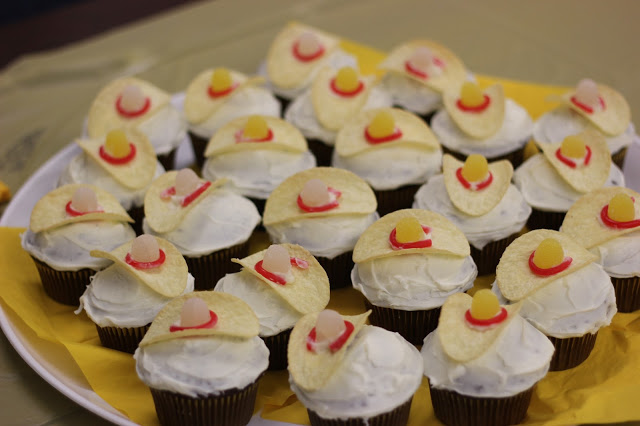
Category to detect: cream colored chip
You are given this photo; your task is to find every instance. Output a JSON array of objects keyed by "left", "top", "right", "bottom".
[
  {"left": 311, "top": 67, "right": 375, "bottom": 132},
  {"left": 352, "top": 209, "right": 470, "bottom": 264},
  {"left": 139, "top": 291, "right": 259, "bottom": 347},
  {"left": 232, "top": 244, "right": 329, "bottom": 315},
  {"left": 204, "top": 115, "right": 308, "bottom": 157},
  {"left": 87, "top": 77, "right": 171, "bottom": 138},
  {"left": 30, "top": 184, "right": 133, "bottom": 233},
  {"left": 378, "top": 40, "right": 466, "bottom": 94},
  {"left": 288, "top": 310, "right": 370, "bottom": 391},
  {"left": 91, "top": 236, "right": 188, "bottom": 298},
  {"left": 537, "top": 129, "right": 611, "bottom": 194},
  {"left": 438, "top": 293, "right": 522, "bottom": 363},
  {"left": 266, "top": 22, "right": 340, "bottom": 90},
  {"left": 184, "top": 69, "right": 265, "bottom": 124},
  {"left": 76, "top": 129, "right": 157, "bottom": 190},
  {"left": 443, "top": 84, "right": 505, "bottom": 139},
  {"left": 442, "top": 154, "right": 513, "bottom": 217},
  {"left": 144, "top": 172, "right": 227, "bottom": 233},
  {"left": 262, "top": 167, "right": 377, "bottom": 226},
  {"left": 562, "top": 186, "right": 640, "bottom": 249},
  {"left": 496, "top": 229, "right": 597, "bottom": 302},
  {"left": 334, "top": 107, "right": 440, "bottom": 157}
]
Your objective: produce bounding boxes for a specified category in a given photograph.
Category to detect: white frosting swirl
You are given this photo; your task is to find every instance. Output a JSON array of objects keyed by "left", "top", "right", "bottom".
[
  {"left": 413, "top": 175, "right": 531, "bottom": 249},
  {"left": 134, "top": 335, "right": 269, "bottom": 398},
  {"left": 513, "top": 153, "right": 625, "bottom": 212},
  {"left": 290, "top": 326, "right": 423, "bottom": 420},
  {"left": 421, "top": 315, "right": 554, "bottom": 398},
  {"left": 588, "top": 231, "right": 640, "bottom": 278},
  {"left": 431, "top": 99, "right": 533, "bottom": 158},
  {"left": 214, "top": 271, "right": 301, "bottom": 337},
  {"left": 137, "top": 104, "right": 188, "bottom": 155},
  {"left": 77, "top": 266, "right": 194, "bottom": 327},
  {"left": 379, "top": 73, "right": 442, "bottom": 115},
  {"left": 351, "top": 253, "right": 477, "bottom": 310},
  {"left": 21, "top": 221, "right": 136, "bottom": 271},
  {"left": 265, "top": 212, "right": 379, "bottom": 259},
  {"left": 142, "top": 189, "right": 260, "bottom": 257}
]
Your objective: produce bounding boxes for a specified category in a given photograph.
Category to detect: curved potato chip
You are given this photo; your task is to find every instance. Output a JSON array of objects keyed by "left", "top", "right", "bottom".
[
  {"left": 288, "top": 310, "right": 370, "bottom": 391},
  {"left": 442, "top": 154, "right": 513, "bottom": 217},
  {"left": 262, "top": 167, "right": 377, "bottom": 226},
  {"left": 30, "top": 184, "right": 132, "bottom": 233},
  {"left": 139, "top": 291, "right": 259, "bottom": 346},
  {"left": 496, "top": 229, "right": 597, "bottom": 301},
  {"left": 443, "top": 84, "right": 505, "bottom": 139},
  {"left": 352, "top": 209, "right": 470, "bottom": 264},
  {"left": 231, "top": 244, "right": 329, "bottom": 315}
]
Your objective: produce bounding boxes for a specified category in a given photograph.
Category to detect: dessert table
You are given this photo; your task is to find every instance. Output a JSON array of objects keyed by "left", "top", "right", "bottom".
[{"left": 1, "top": 0, "right": 639, "bottom": 425}]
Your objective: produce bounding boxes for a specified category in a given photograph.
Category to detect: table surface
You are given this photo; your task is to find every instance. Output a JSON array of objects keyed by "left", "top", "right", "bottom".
[{"left": 1, "top": 0, "right": 640, "bottom": 424}]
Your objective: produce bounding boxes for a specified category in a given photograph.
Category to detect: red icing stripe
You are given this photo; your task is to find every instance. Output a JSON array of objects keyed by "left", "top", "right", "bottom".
[
  {"left": 208, "top": 83, "right": 238, "bottom": 99},
  {"left": 306, "top": 320, "right": 354, "bottom": 352},
  {"left": 364, "top": 127, "right": 403, "bottom": 144},
  {"left": 181, "top": 182, "right": 211, "bottom": 207},
  {"left": 456, "top": 168, "right": 493, "bottom": 190},
  {"left": 65, "top": 201, "right": 103, "bottom": 217},
  {"left": 234, "top": 128, "right": 274, "bottom": 143},
  {"left": 600, "top": 204, "right": 640, "bottom": 229},
  {"left": 292, "top": 41, "right": 325, "bottom": 62},
  {"left": 99, "top": 143, "right": 136, "bottom": 165},
  {"left": 116, "top": 95, "right": 150, "bottom": 118},
  {"left": 555, "top": 146, "right": 592, "bottom": 168},
  {"left": 125, "top": 249, "right": 166, "bottom": 270},
  {"left": 169, "top": 311, "right": 218, "bottom": 332},
  {"left": 297, "top": 187, "right": 341, "bottom": 212},
  {"left": 389, "top": 225, "right": 432, "bottom": 250},
  {"left": 570, "top": 96, "right": 606, "bottom": 114},
  {"left": 528, "top": 252, "right": 572, "bottom": 276},
  {"left": 465, "top": 307, "right": 508, "bottom": 326},
  {"left": 330, "top": 78, "right": 364, "bottom": 97},
  {"left": 456, "top": 95, "right": 491, "bottom": 113},
  {"left": 403, "top": 57, "right": 445, "bottom": 79}
]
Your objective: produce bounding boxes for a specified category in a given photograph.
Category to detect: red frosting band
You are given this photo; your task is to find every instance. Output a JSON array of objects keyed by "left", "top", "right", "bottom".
[
  {"left": 528, "top": 252, "right": 573, "bottom": 276},
  {"left": 255, "top": 257, "right": 309, "bottom": 286},
  {"left": 465, "top": 307, "right": 508, "bottom": 327},
  {"left": 125, "top": 249, "right": 166, "bottom": 270},
  {"left": 306, "top": 320, "right": 355, "bottom": 352},
  {"left": 234, "top": 128, "right": 274, "bottom": 143},
  {"left": 65, "top": 201, "right": 103, "bottom": 217},
  {"left": 169, "top": 311, "right": 218, "bottom": 332},
  {"left": 182, "top": 182, "right": 211, "bottom": 207},
  {"left": 456, "top": 95, "right": 491, "bottom": 113},
  {"left": 99, "top": 143, "right": 137, "bottom": 165},
  {"left": 570, "top": 95, "right": 606, "bottom": 114},
  {"left": 330, "top": 78, "right": 365, "bottom": 97},
  {"left": 403, "top": 57, "right": 445, "bottom": 79},
  {"left": 456, "top": 168, "right": 493, "bottom": 190},
  {"left": 364, "top": 127, "right": 403, "bottom": 144},
  {"left": 389, "top": 225, "right": 432, "bottom": 250},
  {"left": 292, "top": 41, "right": 325, "bottom": 62},
  {"left": 297, "top": 187, "right": 341, "bottom": 212},
  {"left": 207, "top": 83, "right": 238, "bottom": 99},
  {"left": 555, "top": 146, "right": 592, "bottom": 168},
  {"left": 116, "top": 95, "right": 150, "bottom": 118},
  {"left": 600, "top": 204, "right": 640, "bottom": 229}
]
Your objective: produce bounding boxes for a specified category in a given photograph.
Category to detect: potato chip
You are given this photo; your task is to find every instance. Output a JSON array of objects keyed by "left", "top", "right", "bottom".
[
  {"left": 262, "top": 167, "right": 377, "bottom": 226},
  {"left": 496, "top": 229, "right": 597, "bottom": 301},
  {"left": 288, "top": 310, "right": 370, "bottom": 391},
  {"left": 232, "top": 244, "right": 329, "bottom": 315},
  {"left": 352, "top": 209, "right": 470, "bottom": 264},
  {"left": 443, "top": 84, "right": 506, "bottom": 139},
  {"left": 139, "top": 291, "right": 259, "bottom": 346}
]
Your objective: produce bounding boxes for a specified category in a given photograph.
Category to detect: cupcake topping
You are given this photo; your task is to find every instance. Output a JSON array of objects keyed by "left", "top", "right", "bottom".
[
  {"left": 254, "top": 244, "right": 303, "bottom": 285},
  {"left": 235, "top": 115, "right": 274, "bottom": 142},
  {"left": 159, "top": 168, "right": 212, "bottom": 207},
  {"left": 465, "top": 289, "right": 508, "bottom": 327},
  {"left": 389, "top": 217, "right": 432, "bottom": 250},
  {"left": 297, "top": 179, "right": 341, "bottom": 212},
  {"left": 601, "top": 193, "right": 640, "bottom": 229},
  {"left": 571, "top": 79, "right": 605, "bottom": 114},
  {"left": 125, "top": 234, "right": 166, "bottom": 269},
  {"left": 66, "top": 187, "right": 104, "bottom": 216},
  {"left": 169, "top": 297, "right": 218, "bottom": 332},
  {"left": 528, "top": 238, "right": 573, "bottom": 276},
  {"left": 207, "top": 68, "right": 238, "bottom": 98},
  {"left": 116, "top": 84, "right": 150, "bottom": 118},
  {"left": 99, "top": 129, "right": 136, "bottom": 165},
  {"left": 330, "top": 66, "right": 364, "bottom": 97},
  {"left": 404, "top": 46, "right": 444, "bottom": 80},
  {"left": 293, "top": 31, "right": 325, "bottom": 62},
  {"left": 443, "top": 83, "right": 505, "bottom": 139},
  {"left": 457, "top": 82, "right": 490, "bottom": 112},
  {"left": 456, "top": 154, "right": 493, "bottom": 190},
  {"left": 306, "top": 309, "right": 354, "bottom": 353},
  {"left": 364, "top": 111, "right": 403, "bottom": 143},
  {"left": 555, "top": 135, "right": 592, "bottom": 168}
]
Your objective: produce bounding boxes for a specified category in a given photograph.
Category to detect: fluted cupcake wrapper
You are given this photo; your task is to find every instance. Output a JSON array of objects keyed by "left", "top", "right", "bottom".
[
  {"left": 307, "top": 396, "right": 413, "bottom": 426},
  {"left": 374, "top": 184, "right": 422, "bottom": 218},
  {"left": 188, "top": 131, "right": 209, "bottom": 169},
  {"left": 150, "top": 379, "right": 260, "bottom": 426},
  {"left": 611, "top": 146, "right": 627, "bottom": 170},
  {"left": 364, "top": 300, "right": 441, "bottom": 346},
  {"left": 31, "top": 256, "right": 92, "bottom": 306},
  {"left": 261, "top": 328, "right": 292, "bottom": 371},
  {"left": 611, "top": 276, "right": 640, "bottom": 313},
  {"left": 157, "top": 149, "right": 177, "bottom": 171},
  {"left": 547, "top": 332, "right": 598, "bottom": 371},
  {"left": 441, "top": 145, "right": 526, "bottom": 169},
  {"left": 316, "top": 251, "right": 354, "bottom": 290},
  {"left": 95, "top": 324, "right": 150, "bottom": 354},
  {"left": 186, "top": 241, "right": 250, "bottom": 291},
  {"left": 429, "top": 383, "right": 533, "bottom": 426},
  {"left": 127, "top": 205, "right": 145, "bottom": 236},
  {"left": 526, "top": 208, "right": 566, "bottom": 231},
  {"left": 470, "top": 233, "right": 518, "bottom": 276},
  {"left": 307, "top": 138, "right": 334, "bottom": 167}
]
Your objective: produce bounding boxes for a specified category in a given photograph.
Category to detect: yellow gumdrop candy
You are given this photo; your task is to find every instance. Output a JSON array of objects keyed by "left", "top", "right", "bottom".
[
  {"left": 395, "top": 217, "right": 423, "bottom": 243},
  {"left": 335, "top": 67, "right": 359, "bottom": 92},
  {"left": 104, "top": 130, "right": 130, "bottom": 158},
  {"left": 470, "top": 289, "right": 500, "bottom": 320},
  {"left": 243, "top": 116, "right": 269, "bottom": 139},
  {"left": 460, "top": 82, "right": 485, "bottom": 107},
  {"left": 561, "top": 135, "right": 587, "bottom": 159},
  {"left": 210, "top": 68, "right": 232, "bottom": 92},
  {"left": 609, "top": 193, "right": 635, "bottom": 222},
  {"left": 367, "top": 111, "right": 395, "bottom": 138},
  {"left": 461, "top": 154, "right": 489, "bottom": 182},
  {"left": 533, "top": 238, "right": 564, "bottom": 269}
]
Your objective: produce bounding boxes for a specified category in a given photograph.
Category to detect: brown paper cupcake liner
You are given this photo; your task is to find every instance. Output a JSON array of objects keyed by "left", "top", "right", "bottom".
[
  {"left": 442, "top": 145, "right": 526, "bottom": 169},
  {"left": 188, "top": 132, "right": 209, "bottom": 169},
  {"left": 262, "top": 328, "right": 292, "bottom": 371},
  {"left": 364, "top": 300, "right": 440, "bottom": 346},
  {"left": 317, "top": 251, "right": 354, "bottom": 290},
  {"left": 307, "top": 396, "right": 413, "bottom": 426},
  {"left": 95, "top": 323, "right": 150, "bottom": 354},
  {"left": 547, "top": 332, "right": 598, "bottom": 371},
  {"left": 31, "top": 256, "right": 92, "bottom": 306},
  {"left": 526, "top": 208, "right": 566, "bottom": 231},
  {"left": 150, "top": 379, "right": 260, "bottom": 426},
  {"left": 127, "top": 204, "right": 145, "bottom": 235},
  {"left": 611, "top": 146, "right": 627, "bottom": 170},
  {"left": 157, "top": 149, "right": 177, "bottom": 171},
  {"left": 308, "top": 138, "right": 334, "bottom": 167},
  {"left": 428, "top": 383, "right": 533, "bottom": 426},
  {"left": 611, "top": 275, "right": 640, "bottom": 313},
  {"left": 186, "top": 240, "right": 250, "bottom": 291},
  {"left": 470, "top": 233, "right": 518, "bottom": 276},
  {"left": 375, "top": 184, "right": 422, "bottom": 217}
]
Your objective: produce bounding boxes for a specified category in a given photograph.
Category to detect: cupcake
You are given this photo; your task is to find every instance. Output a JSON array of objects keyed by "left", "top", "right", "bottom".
[
  {"left": 142, "top": 169, "right": 260, "bottom": 290},
  {"left": 431, "top": 82, "right": 533, "bottom": 168},
  {"left": 422, "top": 291, "right": 554, "bottom": 426},
  {"left": 263, "top": 167, "right": 379, "bottom": 289},
  {"left": 351, "top": 209, "right": 477, "bottom": 344},
  {"left": 288, "top": 309, "right": 423, "bottom": 426},
  {"left": 413, "top": 154, "right": 531, "bottom": 275},
  {"left": 201, "top": 115, "right": 316, "bottom": 213},
  {"left": 77, "top": 235, "right": 194, "bottom": 353},
  {"left": 515, "top": 129, "right": 624, "bottom": 230},
  {"left": 534, "top": 78, "right": 635, "bottom": 169},
  {"left": 86, "top": 77, "right": 187, "bottom": 170},
  {"left": 332, "top": 107, "right": 443, "bottom": 216},
  {"left": 493, "top": 229, "right": 617, "bottom": 370},
  {"left": 284, "top": 65, "right": 393, "bottom": 166},
  {"left": 562, "top": 187, "right": 640, "bottom": 312},
  {"left": 21, "top": 184, "right": 135, "bottom": 305},
  {"left": 214, "top": 243, "right": 330, "bottom": 370},
  {"left": 183, "top": 67, "right": 281, "bottom": 167},
  {"left": 58, "top": 128, "right": 165, "bottom": 234},
  {"left": 134, "top": 291, "right": 269, "bottom": 426},
  {"left": 377, "top": 39, "right": 468, "bottom": 122}
]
